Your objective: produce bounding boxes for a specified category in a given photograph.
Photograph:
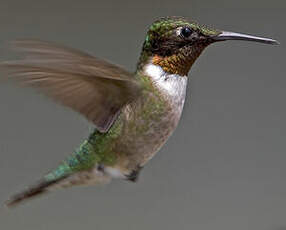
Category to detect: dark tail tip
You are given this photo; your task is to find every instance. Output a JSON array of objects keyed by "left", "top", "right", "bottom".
[{"left": 5, "top": 179, "right": 59, "bottom": 208}]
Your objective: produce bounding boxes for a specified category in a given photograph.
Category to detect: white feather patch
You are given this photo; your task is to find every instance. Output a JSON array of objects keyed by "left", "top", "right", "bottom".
[
  {"left": 104, "top": 167, "right": 126, "bottom": 179},
  {"left": 144, "top": 63, "right": 187, "bottom": 104}
]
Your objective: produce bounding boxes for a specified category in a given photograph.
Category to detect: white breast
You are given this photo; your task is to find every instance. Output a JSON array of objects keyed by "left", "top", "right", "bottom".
[{"left": 144, "top": 63, "right": 188, "bottom": 108}]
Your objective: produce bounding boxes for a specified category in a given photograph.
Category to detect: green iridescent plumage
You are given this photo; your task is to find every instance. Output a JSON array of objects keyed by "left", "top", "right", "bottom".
[
  {"left": 45, "top": 118, "right": 125, "bottom": 182},
  {"left": 45, "top": 138, "right": 97, "bottom": 182}
]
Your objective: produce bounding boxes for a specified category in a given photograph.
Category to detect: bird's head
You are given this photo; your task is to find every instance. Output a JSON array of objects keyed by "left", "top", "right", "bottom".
[{"left": 137, "top": 16, "right": 278, "bottom": 76}]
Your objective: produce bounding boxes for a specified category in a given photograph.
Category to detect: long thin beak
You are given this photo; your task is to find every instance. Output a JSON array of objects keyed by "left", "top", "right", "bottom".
[{"left": 213, "top": 31, "right": 279, "bottom": 45}]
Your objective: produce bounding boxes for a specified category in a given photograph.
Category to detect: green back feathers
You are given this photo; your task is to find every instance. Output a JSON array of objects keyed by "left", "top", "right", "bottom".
[
  {"left": 45, "top": 139, "right": 97, "bottom": 182},
  {"left": 45, "top": 120, "right": 123, "bottom": 182}
]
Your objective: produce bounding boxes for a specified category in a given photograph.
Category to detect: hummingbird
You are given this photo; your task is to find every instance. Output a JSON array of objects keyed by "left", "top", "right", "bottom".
[{"left": 1, "top": 16, "right": 278, "bottom": 207}]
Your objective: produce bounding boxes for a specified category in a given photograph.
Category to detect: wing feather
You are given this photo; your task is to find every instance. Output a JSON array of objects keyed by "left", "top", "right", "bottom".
[{"left": 1, "top": 40, "right": 141, "bottom": 132}]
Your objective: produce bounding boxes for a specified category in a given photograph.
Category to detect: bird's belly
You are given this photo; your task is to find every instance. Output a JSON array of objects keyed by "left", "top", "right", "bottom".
[
  {"left": 126, "top": 110, "right": 181, "bottom": 164},
  {"left": 105, "top": 106, "right": 183, "bottom": 179},
  {"left": 113, "top": 92, "right": 186, "bottom": 173}
]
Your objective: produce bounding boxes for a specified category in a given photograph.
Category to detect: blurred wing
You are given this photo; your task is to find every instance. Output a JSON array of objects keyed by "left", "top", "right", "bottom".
[{"left": 1, "top": 40, "right": 141, "bottom": 132}]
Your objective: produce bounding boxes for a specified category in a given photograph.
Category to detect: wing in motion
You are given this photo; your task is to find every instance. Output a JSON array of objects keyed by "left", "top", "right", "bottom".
[{"left": 0, "top": 40, "right": 142, "bottom": 132}]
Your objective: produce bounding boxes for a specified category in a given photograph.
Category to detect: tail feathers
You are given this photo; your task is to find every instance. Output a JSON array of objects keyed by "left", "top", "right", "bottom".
[{"left": 5, "top": 177, "right": 67, "bottom": 208}]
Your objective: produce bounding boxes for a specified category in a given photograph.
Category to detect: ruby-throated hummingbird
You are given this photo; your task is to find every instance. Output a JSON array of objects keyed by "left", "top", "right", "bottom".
[{"left": 2, "top": 16, "right": 278, "bottom": 207}]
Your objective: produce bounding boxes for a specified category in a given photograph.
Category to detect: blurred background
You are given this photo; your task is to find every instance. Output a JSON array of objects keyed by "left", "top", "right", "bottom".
[{"left": 0, "top": 0, "right": 285, "bottom": 229}]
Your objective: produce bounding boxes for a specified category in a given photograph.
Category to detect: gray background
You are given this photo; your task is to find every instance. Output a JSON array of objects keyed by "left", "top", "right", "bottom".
[{"left": 0, "top": 0, "right": 285, "bottom": 230}]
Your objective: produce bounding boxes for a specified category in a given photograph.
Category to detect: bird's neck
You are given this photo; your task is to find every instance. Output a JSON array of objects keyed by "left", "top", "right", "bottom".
[
  {"left": 151, "top": 54, "right": 194, "bottom": 76},
  {"left": 137, "top": 53, "right": 192, "bottom": 76},
  {"left": 137, "top": 44, "right": 206, "bottom": 76}
]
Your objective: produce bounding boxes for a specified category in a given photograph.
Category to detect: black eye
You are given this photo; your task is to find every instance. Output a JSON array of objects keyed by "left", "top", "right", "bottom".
[{"left": 181, "top": 27, "right": 192, "bottom": 38}]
